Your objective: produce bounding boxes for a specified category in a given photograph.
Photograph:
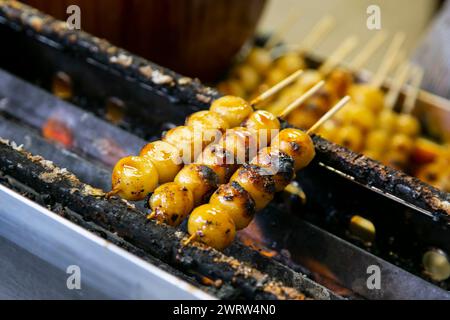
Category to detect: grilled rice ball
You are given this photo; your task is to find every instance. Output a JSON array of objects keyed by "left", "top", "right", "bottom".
[
  {"left": 219, "top": 126, "right": 258, "bottom": 164},
  {"left": 377, "top": 109, "right": 398, "bottom": 132},
  {"left": 174, "top": 164, "right": 219, "bottom": 206},
  {"left": 210, "top": 182, "right": 256, "bottom": 230},
  {"left": 396, "top": 113, "right": 421, "bottom": 137},
  {"left": 217, "top": 80, "right": 246, "bottom": 97},
  {"left": 186, "top": 110, "right": 230, "bottom": 133},
  {"left": 210, "top": 96, "right": 253, "bottom": 128},
  {"left": 417, "top": 161, "right": 450, "bottom": 191},
  {"left": 328, "top": 68, "right": 354, "bottom": 97},
  {"left": 233, "top": 65, "right": 260, "bottom": 92},
  {"left": 242, "top": 110, "right": 281, "bottom": 145},
  {"left": 111, "top": 156, "right": 159, "bottom": 201},
  {"left": 316, "top": 82, "right": 340, "bottom": 110},
  {"left": 366, "top": 129, "right": 389, "bottom": 152},
  {"left": 287, "top": 108, "right": 320, "bottom": 130},
  {"left": 230, "top": 164, "right": 276, "bottom": 211},
  {"left": 335, "top": 125, "right": 364, "bottom": 152},
  {"left": 275, "top": 52, "right": 305, "bottom": 75},
  {"left": 410, "top": 137, "right": 443, "bottom": 165},
  {"left": 287, "top": 85, "right": 337, "bottom": 129},
  {"left": 344, "top": 103, "right": 376, "bottom": 132},
  {"left": 250, "top": 147, "right": 295, "bottom": 192},
  {"left": 140, "top": 141, "right": 182, "bottom": 183},
  {"left": 388, "top": 133, "right": 415, "bottom": 154},
  {"left": 296, "top": 70, "right": 323, "bottom": 92},
  {"left": 246, "top": 47, "right": 272, "bottom": 74},
  {"left": 163, "top": 126, "right": 205, "bottom": 163},
  {"left": 187, "top": 204, "right": 236, "bottom": 250},
  {"left": 349, "top": 84, "right": 384, "bottom": 114},
  {"left": 148, "top": 182, "right": 194, "bottom": 226},
  {"left": 265, "top": 67, "right": 287, "bottom": 87},
  {"left": 317, "top": 120, "right": 338, "bottom": 141},
  {"left": 271, "top": 128, "right": 315, "bottom": 171},
  {"left": 197, "top": 144, "right": 237, "bottom": 184}
]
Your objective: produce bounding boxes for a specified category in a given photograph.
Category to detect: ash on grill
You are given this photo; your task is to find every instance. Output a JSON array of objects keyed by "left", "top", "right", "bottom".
[
  {"left": 0, "top": 0, "right": 449, "bottom": 299},
  {"left": 0, "top": 139, "right": 338, "bottom": 300}
]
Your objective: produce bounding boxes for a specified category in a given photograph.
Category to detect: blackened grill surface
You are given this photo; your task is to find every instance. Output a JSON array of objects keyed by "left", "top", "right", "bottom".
[
  {"left": 1, "top": 0, "right": 449, "bottom": 298},
  {"left": 0, "top": 174, "right": 244, "bottom": 299},
  {"left": 0, "top": 140, "right": 339, "bottom": 300},
  {"left": 311, "top": 135, "right": 450, "bottom": 220},
  {"left": 0, "top": 0, "right": 448, "bottom": 223},
  {"left": 0, "top": 1, "right": 219, "bottom": 106}
]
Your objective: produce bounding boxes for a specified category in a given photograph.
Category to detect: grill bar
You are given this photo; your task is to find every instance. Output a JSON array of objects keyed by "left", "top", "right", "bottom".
[
  {"left": 0, "top": 140, "right": 336, "bottom": 300},
  {"left": 0, "top": 183, "right": 213, "bottom": 300},
  {"left": 0, "top": 69, "right": 335, "bottom": 299}
]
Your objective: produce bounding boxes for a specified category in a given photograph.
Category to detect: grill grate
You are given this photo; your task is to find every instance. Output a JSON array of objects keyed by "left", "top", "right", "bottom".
[{"left": 0, "top": 0, "right": 448, "bottom": 299}]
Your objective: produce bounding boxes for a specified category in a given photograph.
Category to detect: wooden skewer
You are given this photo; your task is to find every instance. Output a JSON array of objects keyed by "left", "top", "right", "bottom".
[
  {"left": 392, "top": 50, "right": 406, "bottom": 72},
  {"left": 403, "top": 65, "right": 424, "bottom": 114},
  {"left": 251, "top": 69, "right": 304, "bottom": 107},
  {"left": 350, "top": 31, "right": 387, "bottom": 70},
  {"left": 183, "top": 233, "right": 197, "bottom": 246},
  {"left": 299, "top": 15, "right": 336, "bottom": 53},
  {"left": 278, "top": 80, "right": 326, "bottom": 118},
  {"left": 264, "top": 11, "right": 302, "bottom": 49},
  {"left": 384, "top": 62, "right": 411, "bottom": 110},
  {"left": 371, "top": 32, "right": 406, "bottom": 89},
  {"left": 319, "top": 36, "right": 359, "bottom": 76},
  {"left": 307, "top": 96, "right": 351, "bottom": 134}
]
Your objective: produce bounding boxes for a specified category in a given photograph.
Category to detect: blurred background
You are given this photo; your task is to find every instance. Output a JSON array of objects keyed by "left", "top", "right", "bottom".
[
  {"left": 259, "top": 0, "right": 440, "bottom": 73},
  {"left": 21, "top": 0, "right": 444, "bottom": 82}
]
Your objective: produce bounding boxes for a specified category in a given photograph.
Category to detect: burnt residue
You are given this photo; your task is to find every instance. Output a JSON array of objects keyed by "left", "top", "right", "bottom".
[
  {"left": 197, "top": 164, "right": 220, "bottom": 187},
  {"left": 193, "top": 164, "right": 220, "bottom": 203},
  {"left": 0, "top": 140, "right": 315, "bottom": 300},
  {"left": 256, "top": 149, "right": 295, "bottom": 188},
  {"left": 2, "top": 0, "right": 448, "bottom": 294},
  {"left": 0, "top": 174, "right": 247, "bottom": 299},
  {"left": 1, "top": 1, "right": 446, "bottom": 224},
  {"left": 217, "top": 182, "right": 256, "bottom": 218},
  {"left": 239, "top": 164, "right": 276, "bottom": 195},
  {"left": 276, "top": 151, "right": 295, "bottom": 174}
]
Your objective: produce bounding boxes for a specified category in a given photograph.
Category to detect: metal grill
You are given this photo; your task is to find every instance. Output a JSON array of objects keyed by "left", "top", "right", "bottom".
[{"left": 0, "top": 1, "right": 448, "bottom": 300}]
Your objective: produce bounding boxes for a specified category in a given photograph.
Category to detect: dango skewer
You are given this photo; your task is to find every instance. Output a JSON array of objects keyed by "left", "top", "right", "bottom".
[
  {"left": 184, "top": 96, "right": 351, "bottom": 250},
  {"left": 108, "top": 70, "right": 306, "bottom": 201},
  {"left": 148, "top": 80, "right": 325, "bottom": 226}
]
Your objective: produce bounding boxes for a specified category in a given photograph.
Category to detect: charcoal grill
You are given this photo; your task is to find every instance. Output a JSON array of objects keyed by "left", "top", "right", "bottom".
[{"left": 0, "top": 1, "right": 448, "bottom": 300}]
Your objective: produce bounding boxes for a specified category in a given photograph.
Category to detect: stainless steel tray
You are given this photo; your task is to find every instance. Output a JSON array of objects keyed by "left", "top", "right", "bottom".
[{"left": 0, "top": 184, "right": 213, "bottom": 300}]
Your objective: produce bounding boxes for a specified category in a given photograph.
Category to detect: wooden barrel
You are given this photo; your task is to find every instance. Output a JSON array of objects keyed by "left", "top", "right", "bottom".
[{"left": 22, "top": 0, "right": 267, "bottom": 81}]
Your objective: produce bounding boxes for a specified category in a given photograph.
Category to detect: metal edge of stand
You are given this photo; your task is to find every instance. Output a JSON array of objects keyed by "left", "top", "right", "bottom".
[{"left": 0, "top": 184, "right": 215, "bottom": 300}]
